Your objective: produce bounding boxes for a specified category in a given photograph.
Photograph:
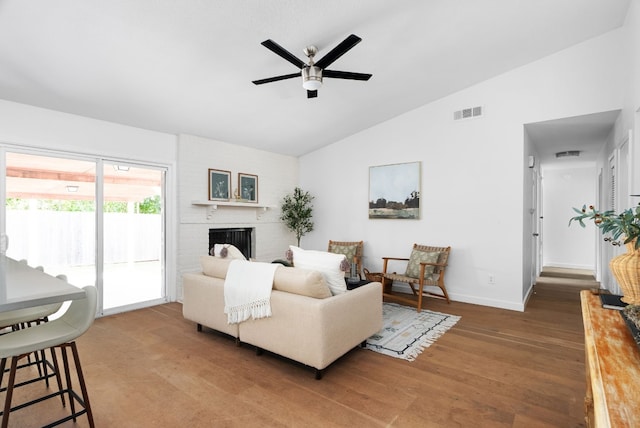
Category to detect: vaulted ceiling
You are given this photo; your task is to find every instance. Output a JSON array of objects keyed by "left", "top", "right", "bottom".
[{"left": 0, "top": 0, "right": 631, "bottom": 157}]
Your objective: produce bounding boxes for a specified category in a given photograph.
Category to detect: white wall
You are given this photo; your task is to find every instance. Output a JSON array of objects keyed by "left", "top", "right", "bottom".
[
  {"left": 542, "top": 167, "right": 597, "bottom": 270},
  {"left": 299, "top": 29, "right": 626, "bottom": 311},
  {"left": 176, "top": 134, "right": 299, "bottom": 299},
  {"left": 0, "top": 99, "right": 176, "bottom": 162}
]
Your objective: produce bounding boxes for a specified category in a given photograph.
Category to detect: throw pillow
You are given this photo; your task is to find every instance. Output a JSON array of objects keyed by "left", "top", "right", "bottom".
[
  {"left": 212, "top": 244, "right": 247, "bottom": 260},
  {"left": 289, "top": 246, "right": 347, "bottom": 295},
  {"left": 405, "top": 250, "right": 440, "bottom": 279}
]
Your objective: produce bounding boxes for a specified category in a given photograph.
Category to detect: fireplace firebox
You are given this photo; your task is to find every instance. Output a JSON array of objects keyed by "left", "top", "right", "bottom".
[{"left": 208, "top": 228, "right": 253, "bottom": 259}]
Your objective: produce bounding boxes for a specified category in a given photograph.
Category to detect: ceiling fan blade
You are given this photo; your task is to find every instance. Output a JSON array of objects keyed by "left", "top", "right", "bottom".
[
  {"left": 323, "top": 70, "right": 372, "bottom": 81},
  {"left": 314, "top": 34, "right": 362, "bottom": 69},
  {"left": 252, "top": 73, "right": 300, "bottom": 85},
  {"left": 307, "top": 90, "right": 318, "bottom": 99},
  {"left": 260, "top": 39, "right": 305, "bottom": 69}
]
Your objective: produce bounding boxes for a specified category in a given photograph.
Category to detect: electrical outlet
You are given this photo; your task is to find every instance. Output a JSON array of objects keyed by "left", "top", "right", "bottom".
[{"left": 488, "top": 275, "right": 495, "bottom": 285}]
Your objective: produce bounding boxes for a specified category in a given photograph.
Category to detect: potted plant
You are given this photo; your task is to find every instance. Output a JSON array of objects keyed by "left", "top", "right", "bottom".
[
  {"left": 280, "top": 187, "right": 314, "bottom": 247},
  {"left": 570, "top": 204, "right": 640, "bottom": 248},
  {"left": 570, "top": 203, "right": 640, "bottom": 305}
]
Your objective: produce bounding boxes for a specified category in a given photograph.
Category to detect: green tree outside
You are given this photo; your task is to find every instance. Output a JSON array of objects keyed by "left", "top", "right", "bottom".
[{"left": 5, "top": 195, "right": 161, "bottom": 214}]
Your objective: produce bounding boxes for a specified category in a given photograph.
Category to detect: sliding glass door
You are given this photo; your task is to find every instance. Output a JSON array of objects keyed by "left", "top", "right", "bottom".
[
  {"left": 2, "top": 149, "right": 166, "bottom": 314},
  {"left": 102, "top": 162, "right": 164, "bottom": 310}
]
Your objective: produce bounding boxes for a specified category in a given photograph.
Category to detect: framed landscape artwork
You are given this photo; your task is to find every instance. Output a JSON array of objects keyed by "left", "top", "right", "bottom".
[
  {"left": 238, "top": 173, "right": 258, "bottom": 203},
  {"left": 369, "top": 161, "right": 420, "bottom": 219},
  {"left": 208, "top": 169, "right": 231, "bottom": 201}
]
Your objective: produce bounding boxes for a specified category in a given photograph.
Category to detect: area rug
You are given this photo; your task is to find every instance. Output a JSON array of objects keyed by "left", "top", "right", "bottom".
[{"left": 365, "top": 302, "right": 461, "bottom": 361}]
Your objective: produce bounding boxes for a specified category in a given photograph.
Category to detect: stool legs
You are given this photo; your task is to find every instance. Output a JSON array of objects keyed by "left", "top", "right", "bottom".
[
  {"left": 68, "top": 342, "right": 94, "bottom": 427},
  {"left": 1, "top": 357, "right": 19, "bottom": 428},
  {"left": 60, "top": 346, "right": 76, "bottom": 420},
  {"left": 0, "top": 349, "right": 65, "bottom": 406},
  {"left": 57, "top": 342, "right": 95, "bottom": 428},
  {"left": 48, "top": 348, "right": 66, "bottom": 407},
  {"left": 0, "top": 342, "right": 94, "bottom": 428}
]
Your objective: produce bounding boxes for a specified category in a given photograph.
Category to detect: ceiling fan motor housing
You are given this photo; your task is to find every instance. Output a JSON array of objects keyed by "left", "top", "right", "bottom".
[{"left": 302, "top": 66, "right": 322, "bottom": 90}]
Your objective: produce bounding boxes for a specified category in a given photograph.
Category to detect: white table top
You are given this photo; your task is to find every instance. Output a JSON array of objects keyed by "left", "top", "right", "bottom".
[{"left": 0, "top": 255, "right": 86, "bottom": 312}]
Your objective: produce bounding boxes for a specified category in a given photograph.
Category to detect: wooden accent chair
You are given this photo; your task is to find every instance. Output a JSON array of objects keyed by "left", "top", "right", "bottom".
[
  {"left": 328, "top": 240, "right": 363, "bottom": 280},
  {"left": 381, "top": 244, "right": 451, "bottom": 312}
]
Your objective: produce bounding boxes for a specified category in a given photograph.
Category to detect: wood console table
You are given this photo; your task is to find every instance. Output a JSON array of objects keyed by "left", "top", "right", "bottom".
[{"left": 580, "top": 290, "right": 640, "bottom": 427}]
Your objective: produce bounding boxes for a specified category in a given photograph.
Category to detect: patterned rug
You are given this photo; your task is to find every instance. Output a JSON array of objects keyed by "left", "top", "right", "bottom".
[{"left": 365, "top": 302, "right": 461, "bottom": 361}]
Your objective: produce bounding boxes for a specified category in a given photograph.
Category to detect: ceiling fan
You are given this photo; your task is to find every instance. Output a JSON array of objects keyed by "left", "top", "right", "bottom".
[{"left": 252, "top": 34, "right": 372, "bottom": 98}]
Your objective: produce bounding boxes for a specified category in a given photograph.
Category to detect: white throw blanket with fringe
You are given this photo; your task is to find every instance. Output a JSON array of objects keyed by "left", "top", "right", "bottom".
[{"left": 224, "top": 260, "right": 278, "bottom": 324}]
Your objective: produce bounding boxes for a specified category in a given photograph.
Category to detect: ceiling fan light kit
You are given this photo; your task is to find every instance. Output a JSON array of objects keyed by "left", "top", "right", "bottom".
[
  {"left": 252, "top": 34, "right": 372, "bottom": 98},
  {"left": 302, "top": 65, "right": 322, "bottom": 90}
]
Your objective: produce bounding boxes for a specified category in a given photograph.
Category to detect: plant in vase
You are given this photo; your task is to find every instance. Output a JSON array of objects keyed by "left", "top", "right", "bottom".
[
  {"left": 570, "top": 204, "right": 640, "bottom": 312},
  {"left": 280, "top": 187, "right": 314, "bottom": 247}
]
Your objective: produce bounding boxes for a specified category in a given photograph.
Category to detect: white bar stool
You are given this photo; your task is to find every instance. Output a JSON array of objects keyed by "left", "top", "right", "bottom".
[
  {"left": 0, "top": 274, "right": 69, "bottom": 390},
  {"left": 0, "top": 303, "right": 66, "bottom": 399},
  {"left": 0, "top": 286, "right": 97, "bottom": 428},
  {"left": 0, "top": 303, "right": 64, "bottom": 331}
]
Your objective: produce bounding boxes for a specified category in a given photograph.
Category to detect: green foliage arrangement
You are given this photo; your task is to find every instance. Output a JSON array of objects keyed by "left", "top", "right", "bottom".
[
  {"left": 280, "top": 187, "right": 314, "bottom": 247},
  {"left": 569, "top": 203, "right": 640, "bottom": 249},
  {"left": 6, "top": 195, "right": 161, "bottom": 214}
]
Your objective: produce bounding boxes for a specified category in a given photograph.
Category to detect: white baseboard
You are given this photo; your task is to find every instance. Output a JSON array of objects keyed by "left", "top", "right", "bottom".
[{"left": 389, "top": 284, "right": 525, "bottom": 312}]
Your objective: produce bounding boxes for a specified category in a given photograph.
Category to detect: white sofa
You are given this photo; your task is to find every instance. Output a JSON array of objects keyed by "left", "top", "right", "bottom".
[{"left": 182, "top": 256, "right": 382, "bottom": 379}]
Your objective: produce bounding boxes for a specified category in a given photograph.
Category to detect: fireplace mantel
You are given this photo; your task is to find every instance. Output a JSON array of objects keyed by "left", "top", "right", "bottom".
[{"left": 192, "top": 200, "right": 274, "bottom": 220}]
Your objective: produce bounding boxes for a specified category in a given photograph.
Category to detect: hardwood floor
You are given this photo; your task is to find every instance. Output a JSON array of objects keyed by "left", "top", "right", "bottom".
[{"left": 3, "top": 274, "right": 589, "bottom": 427}]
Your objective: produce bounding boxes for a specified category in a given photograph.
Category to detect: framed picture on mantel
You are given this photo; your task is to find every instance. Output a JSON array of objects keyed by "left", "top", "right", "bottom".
[
  {"left": 238, "top": 173, "right": 258, "bottom": 203},
  {"left": 208, "top": 169, "right": 231, "bottom": 201}
]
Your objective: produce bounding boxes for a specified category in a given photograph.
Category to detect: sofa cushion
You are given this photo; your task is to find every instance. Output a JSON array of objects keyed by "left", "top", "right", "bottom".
[
  {"left": 201, "top": 256, "right": 233, "bottom": 279},
  {"left": 201, "top": 255, "right": 332, "bottom": 298},
  {"left": 289, "top": 246, "right": 347, "bottom": 295},
  {"left": 273, "top": 267, "right": 332, "bottom": 299}
]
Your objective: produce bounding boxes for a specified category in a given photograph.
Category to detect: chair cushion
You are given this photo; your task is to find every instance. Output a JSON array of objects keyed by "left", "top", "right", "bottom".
[
  {"left": 405, "top": 250, "right": 440, "bottom": 279},
  {"left": 290, "top": 246, "right": 347, "bottom": 295},
  {"left": 384, "top": 272, "right": 437, "bottom": 283},
  {"left": 328, "top": 243, "right": 358, "bottom": 262}
]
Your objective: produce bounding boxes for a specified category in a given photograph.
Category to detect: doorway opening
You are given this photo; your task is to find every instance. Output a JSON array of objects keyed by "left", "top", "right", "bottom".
[{"left": 525, "top": 110, "right": 620, "bottom": 295}]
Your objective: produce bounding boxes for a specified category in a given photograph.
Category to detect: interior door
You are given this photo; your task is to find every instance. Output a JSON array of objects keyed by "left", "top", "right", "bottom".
[{"left": 530, "top": 166, "right": 541, "bottom": 287}]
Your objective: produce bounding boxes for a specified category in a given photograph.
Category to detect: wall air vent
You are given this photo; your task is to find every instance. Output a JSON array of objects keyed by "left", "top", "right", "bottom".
[
  {"left": 555, "top": 150, "right": 581, "bottom": 158},
  {"left": 453, "top": 106, "right": 483, "bottom": 121}
]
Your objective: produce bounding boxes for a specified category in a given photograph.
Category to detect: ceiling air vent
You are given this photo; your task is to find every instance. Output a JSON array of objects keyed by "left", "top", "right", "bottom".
[
  {"left": 453, "top": 106, "right": 483, "bottom": 121},
  {"left": 555, "top": 150, "right": 580, "bottom": 158}
]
